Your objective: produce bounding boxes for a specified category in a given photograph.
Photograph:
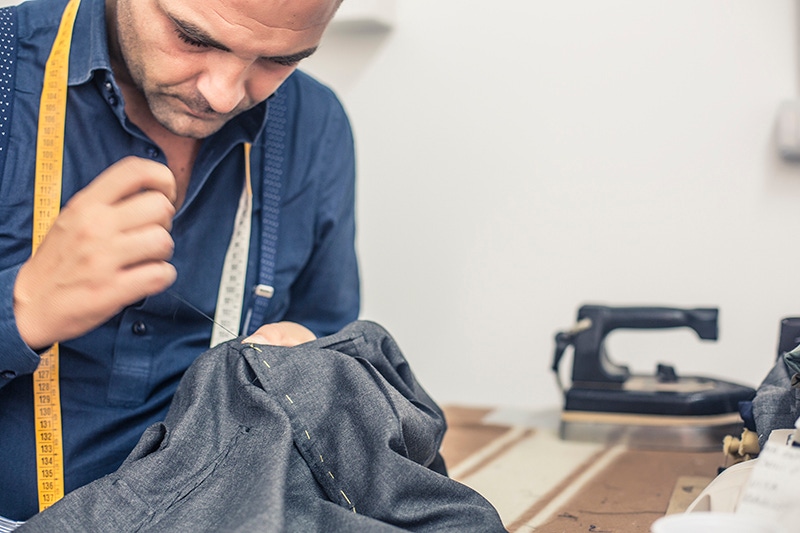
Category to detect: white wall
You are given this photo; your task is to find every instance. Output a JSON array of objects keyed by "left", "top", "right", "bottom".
[
  {"left": 302, "top": 1, "right": 800, "bottom": 412},
  {"left": 8, "top": 0, "right": 800, "bottom": 412}
]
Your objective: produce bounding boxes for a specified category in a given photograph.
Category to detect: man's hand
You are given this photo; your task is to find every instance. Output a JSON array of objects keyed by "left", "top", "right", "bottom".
[
  {"left": 242, "top": 321, "right": 316, "bottom": 347},
  {"left": 14, "top": 157, "right": 178, "bottom": 350}
]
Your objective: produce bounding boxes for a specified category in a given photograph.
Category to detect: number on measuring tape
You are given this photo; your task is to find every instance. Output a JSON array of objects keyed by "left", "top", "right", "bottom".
[{"left": 31, "top": 0, "right": 81, "bottom": 511}]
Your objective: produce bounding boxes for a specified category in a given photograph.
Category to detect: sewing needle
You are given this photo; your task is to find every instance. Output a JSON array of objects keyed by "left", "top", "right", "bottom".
[{"left": 165, "top": 288, "right": 239, "bottom": 340}]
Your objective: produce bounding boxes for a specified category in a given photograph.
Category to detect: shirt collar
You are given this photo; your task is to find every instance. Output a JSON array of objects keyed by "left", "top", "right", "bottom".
[{"left": 67, "top": 0, "right": 111, "bottom": 86}]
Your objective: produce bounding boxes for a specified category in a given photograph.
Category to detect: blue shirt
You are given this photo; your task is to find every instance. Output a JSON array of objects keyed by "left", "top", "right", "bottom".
[{"left": 0, "top": 0, "right": 359, "bottom": 520}]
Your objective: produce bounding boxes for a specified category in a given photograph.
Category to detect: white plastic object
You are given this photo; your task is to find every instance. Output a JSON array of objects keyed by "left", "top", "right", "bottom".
[
  {"left": 651, "top": 512, "right": 778, "bottom": 533},
  {"left": 685, "top": 429, "right": 793, "bottom": 513}
]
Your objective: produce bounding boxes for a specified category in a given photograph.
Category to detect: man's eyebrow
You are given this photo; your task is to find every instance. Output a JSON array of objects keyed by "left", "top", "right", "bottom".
[
  {"left": 172, "top": 16, "right": 231, "bottom": 52},
  {"left": 266, "top": 47, "right": 318, "bottom": 65},
  {"left": 171, "top": 15, "right": 318, "bottom": 63}
]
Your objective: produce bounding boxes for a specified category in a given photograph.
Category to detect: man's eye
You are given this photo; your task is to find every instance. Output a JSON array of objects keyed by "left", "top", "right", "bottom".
[
  {"left": 270, "top": 58, "right": 300, "bottom": 67},
  {"left": 175, "top": 29, "right": 207, "bottom": 48}
]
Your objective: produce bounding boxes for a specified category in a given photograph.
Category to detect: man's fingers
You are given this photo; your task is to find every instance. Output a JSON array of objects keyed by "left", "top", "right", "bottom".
[
  {"left": 114, "top": 190, "right": 176, "bottom": 233},
  {"left": 13, "top": 158, "right": 179, "bottom": 348},
  {"left": 75, "top": 157, "right": 177, "bottom": 206},
  {"left": 66, "top": 261, "right": 178, "bottom": 329},
  {"left": 112, "top": 226, "right": 175, "bottom": 265},
  {"left": 242, "top": 322, "right": 316, "bottom": 347},
  {"left": 13, "top": 256, "right": 177, "bottom": 349},
  {"left": 117, "top": 261, "right": 178, "bottom": 304}
]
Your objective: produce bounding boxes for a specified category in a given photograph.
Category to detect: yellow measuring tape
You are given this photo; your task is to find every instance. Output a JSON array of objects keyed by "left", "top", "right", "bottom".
[
  {"left": 29, "top": 0, "right": 256, "bottom": 509},
  {"left": 32, "top": 0, "right": 80, "bottom": 511}
]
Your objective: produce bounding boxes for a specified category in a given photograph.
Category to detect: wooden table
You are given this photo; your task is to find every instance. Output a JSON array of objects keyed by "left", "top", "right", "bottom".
[{"left": 440, "top": 406, "right": 722, "bottom": 533}]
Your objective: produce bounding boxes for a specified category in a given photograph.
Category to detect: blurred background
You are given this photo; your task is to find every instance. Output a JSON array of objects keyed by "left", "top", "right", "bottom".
[
  {"left": 302, "top": 0, "right": 800, "bottom": 413},
  {"left": 5, "top": 0, "right": 800, "bottom": 414}
]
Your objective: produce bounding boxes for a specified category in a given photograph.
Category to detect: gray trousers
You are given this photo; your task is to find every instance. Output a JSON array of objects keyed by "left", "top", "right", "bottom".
[{"left": 19, "top": 321, "right": 505, "bottom": 532}]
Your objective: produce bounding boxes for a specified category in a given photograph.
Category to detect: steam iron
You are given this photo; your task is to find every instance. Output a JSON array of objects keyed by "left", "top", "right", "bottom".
[{"left": 551, "top": 305, "right": 756, "bottom": 451}]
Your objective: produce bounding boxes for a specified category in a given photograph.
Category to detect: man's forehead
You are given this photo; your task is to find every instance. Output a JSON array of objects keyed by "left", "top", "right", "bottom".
[
  {"left": 260, "top": 0, "right": 341, "bottom": 29},
  {"left": 167, "top": 0, "right": 340, "bottom": 31}
]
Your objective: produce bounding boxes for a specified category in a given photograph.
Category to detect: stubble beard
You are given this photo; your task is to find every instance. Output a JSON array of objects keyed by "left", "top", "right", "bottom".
[
  {"left": 118, "top": 38, "right": 235, "bottom": 139},
  {"left": 143, "top": 90, "right": 229, "bottom": 139}
]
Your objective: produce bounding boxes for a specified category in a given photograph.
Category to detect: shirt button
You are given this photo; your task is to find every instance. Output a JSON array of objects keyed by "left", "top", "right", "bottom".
[
  {"left": 0, "top": 370, "right": 16, "bottom": 379},
  {"left": 108, "top": 95, "right": 118, "bottom": 106},
  {"left": 104, "top": 81, "right": 113, "bottom": 91},
  {"left": 147, "top": 147, "right": 160, "bottom": 158},
  {"left": 132, "top": 321, "right": 148, "bottom": 336}
]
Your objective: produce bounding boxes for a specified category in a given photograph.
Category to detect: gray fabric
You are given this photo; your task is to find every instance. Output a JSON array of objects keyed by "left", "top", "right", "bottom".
[
  {"left": 751, "top": 354, "right": 800, "bottom": 449},
  {"left": 783, "top": 343, "right": 800, "bottom": 375},
  {"left": 18, "top": 321, "right": 505, "bottom": 532}
]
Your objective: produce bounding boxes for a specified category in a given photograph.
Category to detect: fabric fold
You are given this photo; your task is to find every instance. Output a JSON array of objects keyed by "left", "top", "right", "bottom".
[{"left": 19, "top": 321, "right": 505, "bottom": 532}]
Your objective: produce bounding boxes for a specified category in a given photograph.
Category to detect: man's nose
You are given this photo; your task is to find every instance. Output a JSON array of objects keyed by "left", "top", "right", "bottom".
[{"left": 196, "top": 57, "right": 249, "bottom": 114}]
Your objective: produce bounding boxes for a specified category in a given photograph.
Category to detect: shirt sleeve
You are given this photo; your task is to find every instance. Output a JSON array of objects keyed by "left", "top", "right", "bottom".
[{"left": 0, "top": 264, "right": 43, "bottom": 389}]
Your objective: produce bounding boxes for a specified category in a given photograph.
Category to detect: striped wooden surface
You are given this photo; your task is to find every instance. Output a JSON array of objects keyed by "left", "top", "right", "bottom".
[{"left": 439, "top": 406, "right": 721, "bottom": 533}]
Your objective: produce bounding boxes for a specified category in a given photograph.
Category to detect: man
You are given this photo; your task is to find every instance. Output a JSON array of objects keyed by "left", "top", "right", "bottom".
[{"left": 0, "top": 0, "right": 359, "bottom": 521}]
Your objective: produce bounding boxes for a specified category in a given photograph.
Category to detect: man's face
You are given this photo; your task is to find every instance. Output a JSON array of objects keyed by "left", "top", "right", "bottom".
[{"left": 113, "top": 0, "right": 337, "bottom": 139}]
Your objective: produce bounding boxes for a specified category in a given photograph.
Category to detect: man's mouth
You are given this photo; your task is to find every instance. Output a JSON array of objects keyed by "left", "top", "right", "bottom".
[{"left": 171, "top": 95, "right": 221, "bottom": 120}]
